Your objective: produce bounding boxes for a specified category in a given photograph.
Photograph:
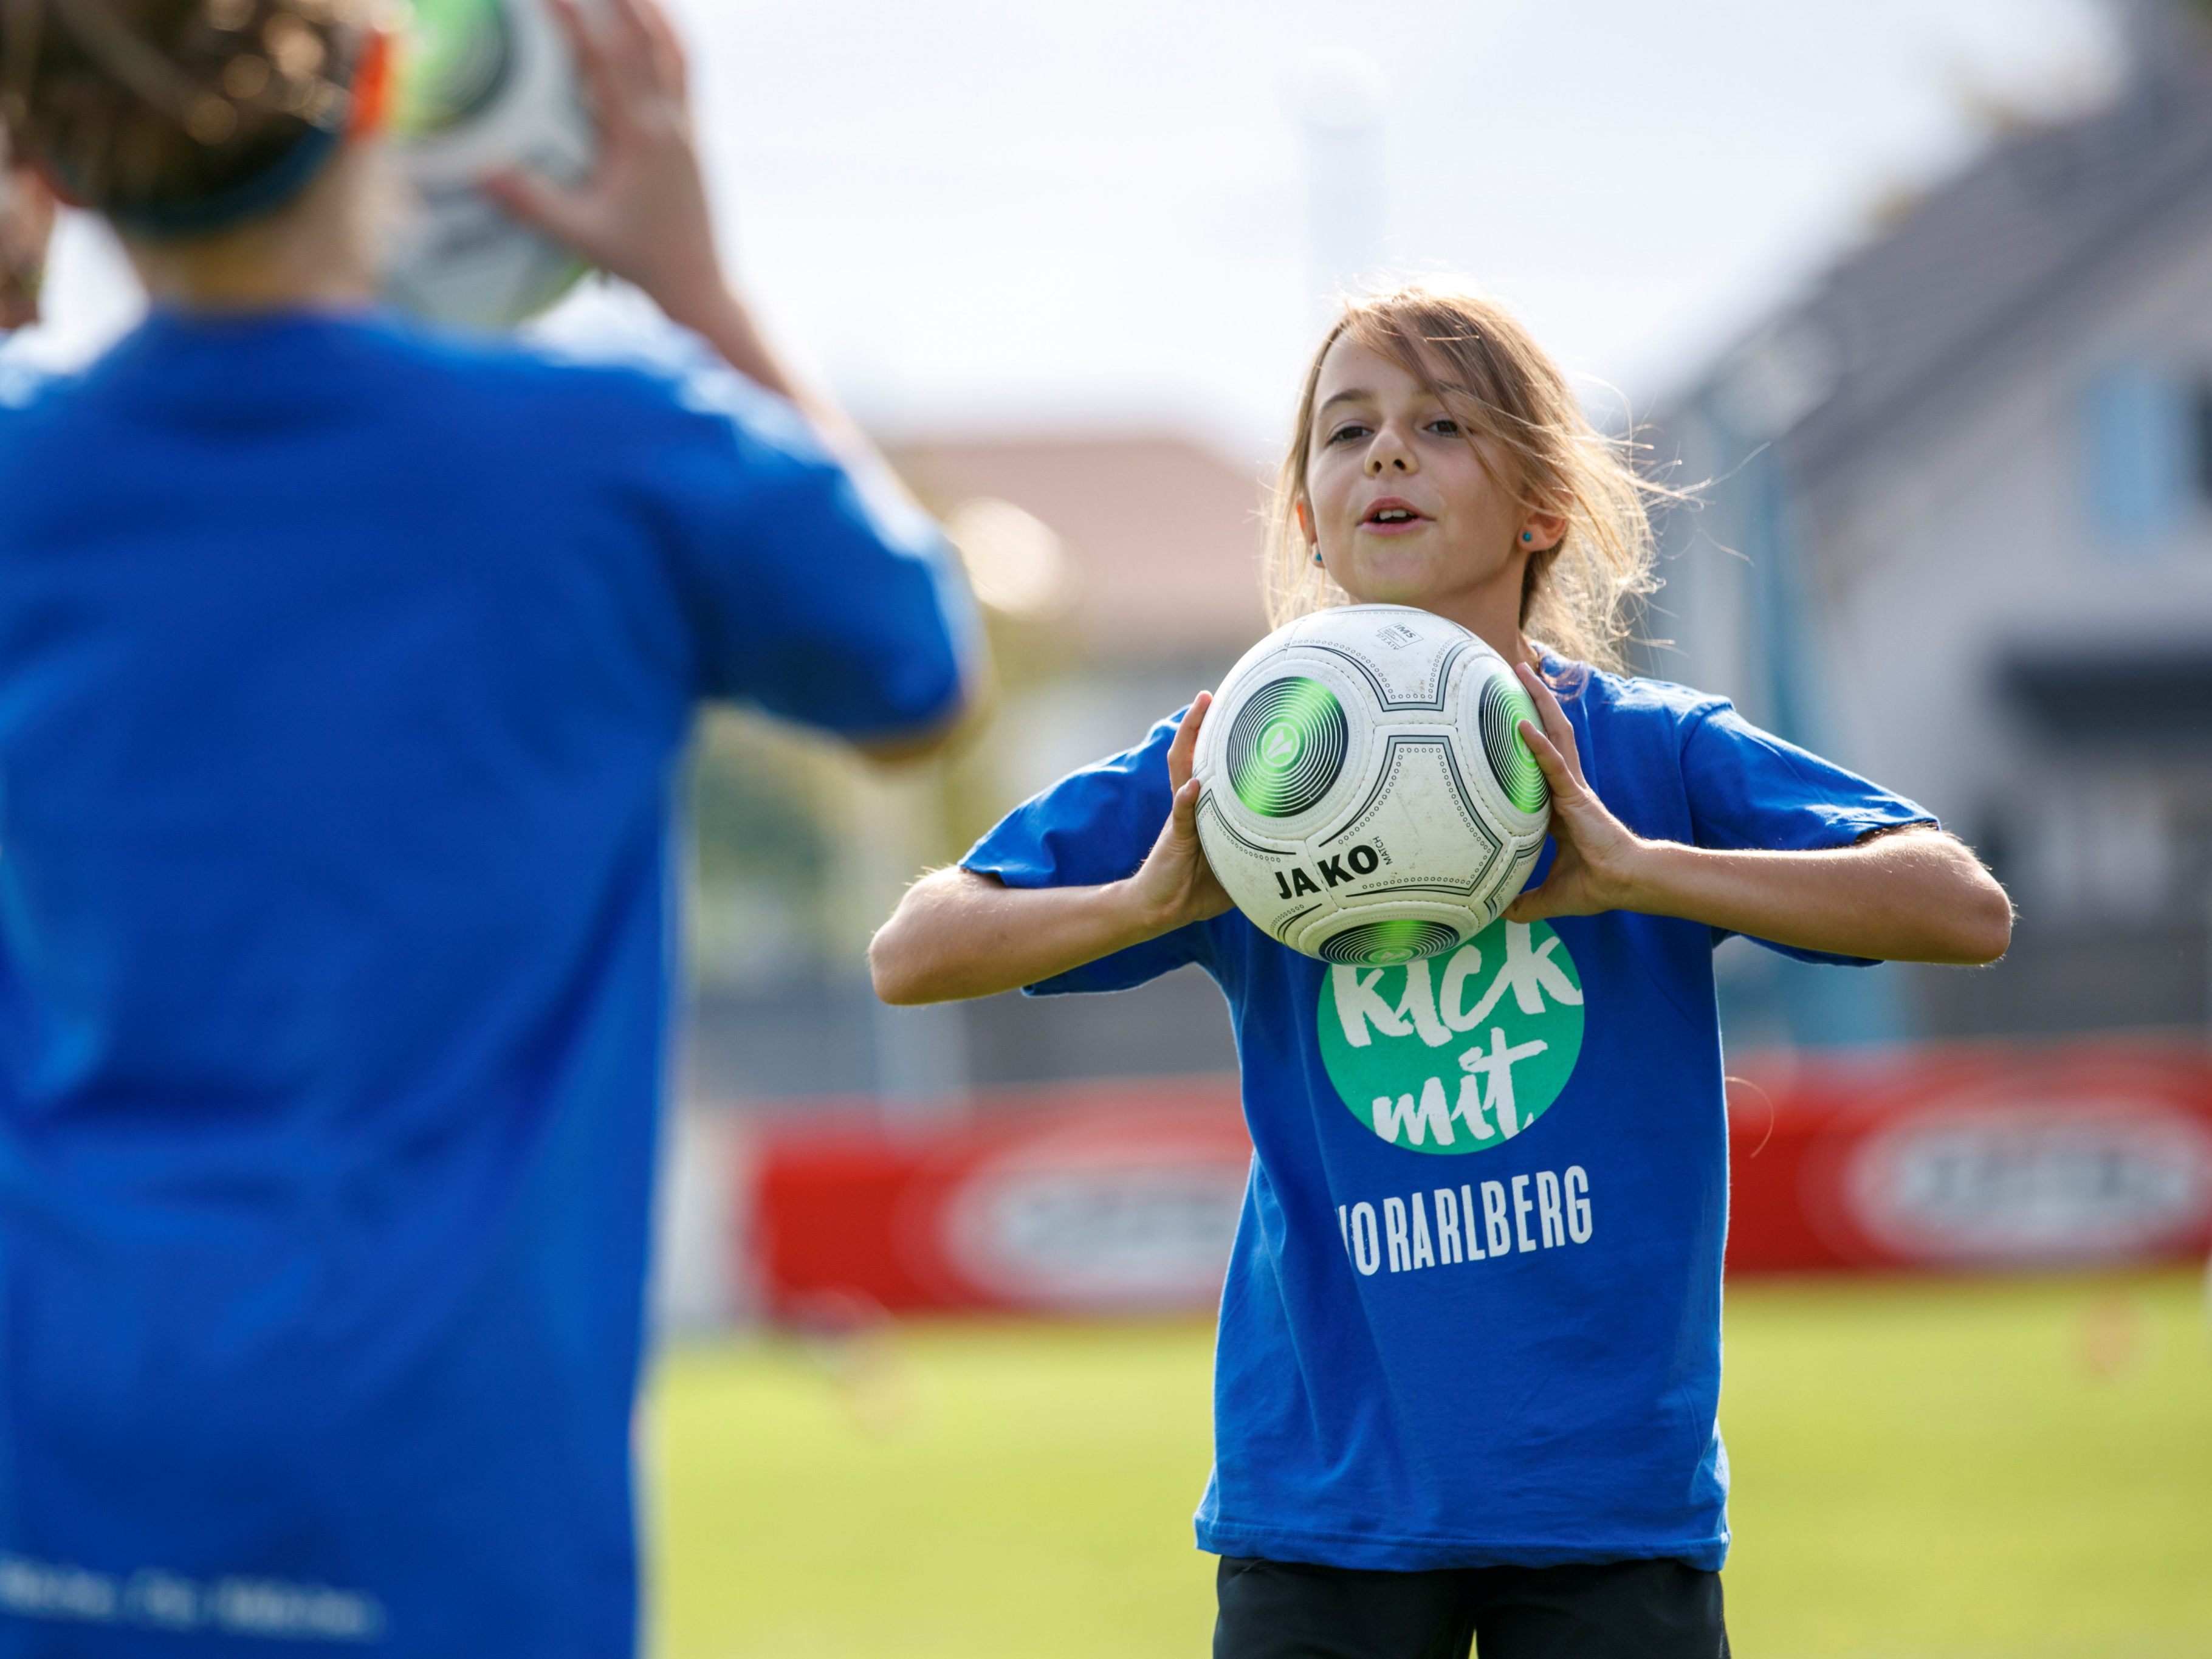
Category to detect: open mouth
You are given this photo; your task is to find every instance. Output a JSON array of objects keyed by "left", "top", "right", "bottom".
[{"left": 1362, "top": 500, "right": 1427, "bottom": 528}]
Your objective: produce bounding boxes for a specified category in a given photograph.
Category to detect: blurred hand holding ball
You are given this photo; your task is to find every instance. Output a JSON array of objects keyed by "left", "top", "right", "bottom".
[
  {"left": 384, "top": 0, "right": 596, "bottom": 325},
  {"left": 1193, "top": 605, "right": 1550, "bottom": 966}
]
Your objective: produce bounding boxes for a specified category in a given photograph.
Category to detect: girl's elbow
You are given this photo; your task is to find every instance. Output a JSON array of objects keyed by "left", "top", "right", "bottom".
[
  {"left": 867, "top": 926, "right": 931, "bottom": 1005},
  {"left": 1950, "top": 879, "right": 2014, "bottom": 966},
  {"left": 1971, "top": 904, "right": 2014, "bottom": 966}
]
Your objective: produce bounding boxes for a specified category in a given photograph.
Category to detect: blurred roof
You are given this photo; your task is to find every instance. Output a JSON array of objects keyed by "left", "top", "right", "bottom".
[
  {"left": 895, "top": 435, "right": 1270, "bottom": 659},
  {"left": 1685, "top": 2, "right": 2212, "bottom": 508}
]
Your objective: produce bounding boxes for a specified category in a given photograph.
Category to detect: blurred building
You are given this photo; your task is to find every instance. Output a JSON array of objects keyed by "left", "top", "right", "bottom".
[
  {"left": 1652, "top": 0, "right": 2212, "bottom": 1045},
  {"left": 681, "top": 434, "right": 1268, "bottom": 1111},
  {"left": 898, "top": 434, "right": 1268, "bottom": 805}
]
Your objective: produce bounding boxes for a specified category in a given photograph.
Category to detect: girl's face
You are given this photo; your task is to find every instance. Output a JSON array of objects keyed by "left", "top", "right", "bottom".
[{"left": 1298, "top": 337, "right": 1562, "bottom": 644}]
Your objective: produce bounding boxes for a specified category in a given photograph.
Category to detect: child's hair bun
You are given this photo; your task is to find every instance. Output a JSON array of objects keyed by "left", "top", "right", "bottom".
[{"left": 1, "top": 0, "right": 366, "bottom": 238}]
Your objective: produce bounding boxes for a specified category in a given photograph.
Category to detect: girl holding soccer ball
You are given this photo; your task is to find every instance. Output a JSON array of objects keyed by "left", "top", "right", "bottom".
[{"left": 872, "top": 284, "right": 2011, "bottom": 1658}]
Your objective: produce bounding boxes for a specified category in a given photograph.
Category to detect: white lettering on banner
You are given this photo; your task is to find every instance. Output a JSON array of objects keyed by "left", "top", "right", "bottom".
[
  {"left": 0, "top": 1556, "right": 382, "bottom": 1643},
  {"left": 1351, "top": 1203, "right": 1382, "bottom": 1275},
  {"left": 945, "top": 1161, "right": 1247, "bottom": 1311},
  {"left": 1341, "top": 1169, "right": 1594, "bottom": 1279},
  {"left": 1846, "top": 1109, "right": 2212, "bottom": 1263}
]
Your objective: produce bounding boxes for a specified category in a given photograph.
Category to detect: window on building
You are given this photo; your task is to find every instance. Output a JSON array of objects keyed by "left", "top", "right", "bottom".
[
  {"left": 2080, "top": 363, "right": 2193, "bottom": 544},
  {"left": 2193, "top": 378, "right": 2212, "bottom": 504}
]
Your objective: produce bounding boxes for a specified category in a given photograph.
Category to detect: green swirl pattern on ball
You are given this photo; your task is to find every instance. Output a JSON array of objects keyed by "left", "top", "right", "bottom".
[
  {"left": 1316, "top": 918, "right": 1463, "bottom": 967},
  {"left": 1479, "top": 675, "right": 1547, "bottom": 814},
  {"left": 1226, "top": 676, "right": 1348, "bottom": 817},
  {"left": 399, "top": 0, "right": 514, "bottom": 134}
]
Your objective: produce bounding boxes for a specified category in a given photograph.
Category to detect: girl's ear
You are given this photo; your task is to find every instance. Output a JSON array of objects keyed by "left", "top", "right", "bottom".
[
  {"left": 1294, "top": 496, "right": 1314, "bottom": 547},
  {"left": 347, "top": 26, "right": 396, "bottom": 142},
  {"left": 1520, "top": 504, "right": 1568, "bottom": 555}
]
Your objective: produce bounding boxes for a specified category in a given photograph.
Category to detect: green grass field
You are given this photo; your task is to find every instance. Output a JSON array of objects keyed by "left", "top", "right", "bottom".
[{"left": 645, "top": 1271, "right": 2212, "bottom": 1658}]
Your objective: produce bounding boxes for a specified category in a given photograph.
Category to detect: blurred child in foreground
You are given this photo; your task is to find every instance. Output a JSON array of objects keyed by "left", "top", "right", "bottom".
[{"left": 0, "top": 0, "right": 976, "bottom": 1651}]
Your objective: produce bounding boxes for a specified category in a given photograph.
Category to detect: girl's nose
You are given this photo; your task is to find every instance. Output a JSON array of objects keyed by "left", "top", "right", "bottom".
[{"left": 1365, "top": 423, "right": 1416, "bottom": 475}]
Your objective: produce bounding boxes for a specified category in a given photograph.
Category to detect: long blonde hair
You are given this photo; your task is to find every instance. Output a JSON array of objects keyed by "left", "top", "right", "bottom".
[{"left": 1266, "top": 282, "right": 1666, "bottom": 670}]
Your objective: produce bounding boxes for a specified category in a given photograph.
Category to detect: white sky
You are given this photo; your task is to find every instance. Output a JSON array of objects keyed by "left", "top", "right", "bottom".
[{"left": 15, "top": 0, "right": 2123, "bottom": 463}]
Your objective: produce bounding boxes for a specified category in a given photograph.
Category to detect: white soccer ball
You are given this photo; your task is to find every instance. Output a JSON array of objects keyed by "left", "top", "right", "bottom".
[
  {"left": 1193, "top": 604, "right": 1551, "bottom": 966},
  {"left": 382, "top": 0, "right": 596, "bottom": 328}
]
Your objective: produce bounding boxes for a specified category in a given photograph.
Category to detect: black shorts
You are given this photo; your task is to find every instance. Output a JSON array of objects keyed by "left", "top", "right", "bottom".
[{"left": 1214, "top": 1554, "right": 1729, "bottom": 1659}]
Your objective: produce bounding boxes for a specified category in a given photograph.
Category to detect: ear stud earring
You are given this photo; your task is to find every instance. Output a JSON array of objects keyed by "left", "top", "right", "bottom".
[{"left": 1520, "top": 531, "right": 1533, "bottom": 543}]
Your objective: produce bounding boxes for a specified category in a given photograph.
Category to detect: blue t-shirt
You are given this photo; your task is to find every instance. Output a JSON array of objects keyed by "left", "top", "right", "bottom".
[
  {"left": 964, "top": 667, "right": 1930, "bottom": 1574},
  {"left": 0, "top": 312, "right": 969, "bottom": 1655}
]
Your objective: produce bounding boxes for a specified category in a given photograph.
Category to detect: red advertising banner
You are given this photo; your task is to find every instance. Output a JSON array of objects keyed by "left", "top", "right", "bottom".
[
  {"left": 747, "top": 1043, "right": 2212, "bottom": 1317},
  {"left": 1723, "top": 1041, "right": 2212, "bottom": 1272},
  {"left": 752, "top": 1080, "right": 1251, "bottom": 1318}
]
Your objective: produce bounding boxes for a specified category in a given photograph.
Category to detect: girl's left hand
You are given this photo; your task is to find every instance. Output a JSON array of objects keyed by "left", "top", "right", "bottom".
[{"left": 1502, "top": 661, "right": 1651, "bottom": 922}]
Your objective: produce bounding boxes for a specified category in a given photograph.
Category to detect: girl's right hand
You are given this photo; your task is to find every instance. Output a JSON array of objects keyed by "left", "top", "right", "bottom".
[
  {"left": 871, "top": 697, "right": 1232, "bottom": 1006},
  {"left": 484, "top": 0, "right": 729, "bottom": 335},
  {"left": 1122, "top": 693, "right": 1234, "bottom": 934}
]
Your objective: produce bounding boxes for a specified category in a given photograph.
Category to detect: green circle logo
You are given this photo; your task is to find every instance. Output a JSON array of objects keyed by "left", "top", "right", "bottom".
[
  {"left": 1257, "top": 719, "right": 1304, "bottom": 772},
  {"left": 1226, "top": 677, "right": 1348, "bottom": 817},
  {"left": 1316, "top": 916, "right": 1462, "bottom": 967},
  {"left": 1479, "top": 675, "right": 1548, "bottom": 815},
  {"left": 1316, "top": 918, "right": 1584, "bottom": 1155}
]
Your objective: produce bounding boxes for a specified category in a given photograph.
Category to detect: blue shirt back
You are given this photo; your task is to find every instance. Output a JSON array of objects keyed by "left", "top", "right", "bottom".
[
  {"left": 964, "top": 666, "right": 1929, "bottom": 1574},
  {"left": 0, "top": 312, "right": 967, "bottom": 1654}
]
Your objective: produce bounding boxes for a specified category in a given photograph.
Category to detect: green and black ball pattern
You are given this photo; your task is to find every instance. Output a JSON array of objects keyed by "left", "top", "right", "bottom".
[
  {"left": 1226, "top": 677, "right": 1349, "bottom": 818},
  {"left": 1317, "top": 918, "right": 1463, "bottom": 967},
  {"left": 1479, "top": 675, "right": 1547, "bottom": 814}
]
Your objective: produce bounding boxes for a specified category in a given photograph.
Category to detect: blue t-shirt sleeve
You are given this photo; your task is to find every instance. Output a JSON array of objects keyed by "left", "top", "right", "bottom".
[
  {"left": 961, "top": 710, "right": 1215, "bottom": 995},
  {"left": 624, "top": 360, "right": 978, "bottom": 735},
  {"left": 1680, "top": 700, "right": 1937, "bottom": 966}
]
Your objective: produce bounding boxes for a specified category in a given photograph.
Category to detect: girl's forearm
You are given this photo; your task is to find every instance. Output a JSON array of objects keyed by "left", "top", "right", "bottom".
[
  {"left": 665, "top": 283, "right": 805, "bottom": 404},
  {"left": 869, "top": 867, "right": 1168, "bottom": 1005},
  {"left": 1619, "top": 829, "right": 2011, "bottom": 965}
]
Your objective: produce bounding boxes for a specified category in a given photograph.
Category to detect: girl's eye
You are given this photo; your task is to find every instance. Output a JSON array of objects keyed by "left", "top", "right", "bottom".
[
  {"left": 1326, "top": 423, "right": 1372, "bottom": 445},
  {"left": 1425, "top": 418, "right": 1461, "bottom": 436}
]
